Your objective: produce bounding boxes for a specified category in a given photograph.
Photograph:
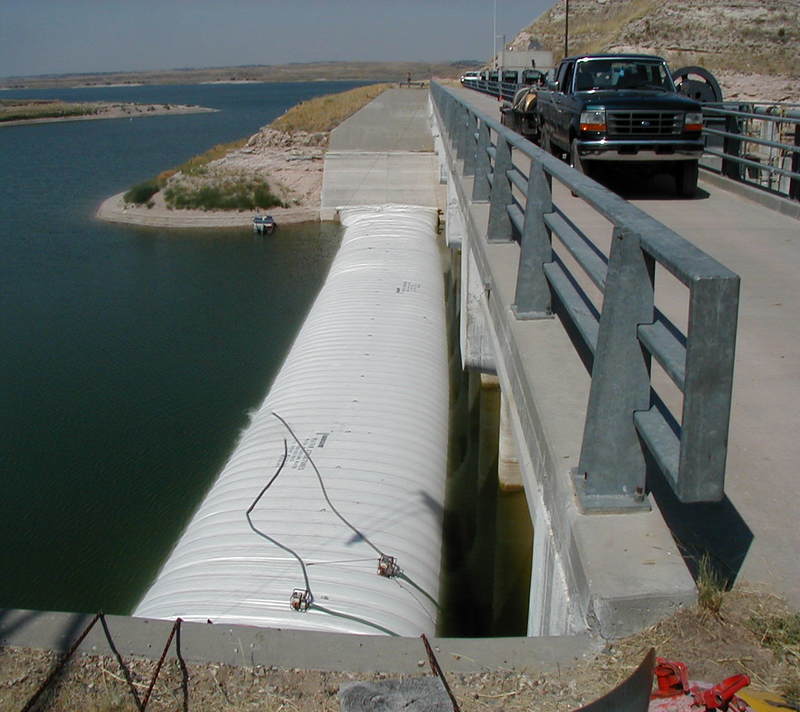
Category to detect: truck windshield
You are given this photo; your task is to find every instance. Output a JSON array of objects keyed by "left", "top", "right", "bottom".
[{"left": 574, "top": 59, "right": 674, "bottom": 92}]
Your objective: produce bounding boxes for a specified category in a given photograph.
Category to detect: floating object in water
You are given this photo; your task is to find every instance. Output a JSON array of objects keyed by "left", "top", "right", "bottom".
[{"left": 252, "top": 214, "right": 276, "bottom": 235}]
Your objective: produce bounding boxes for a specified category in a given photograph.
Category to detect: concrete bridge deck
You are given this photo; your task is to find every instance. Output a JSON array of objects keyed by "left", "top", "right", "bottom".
[
  {"left": 452, "top": 85, "right": 800, "bottom": 609},
  {"left": 320, "top": 87, "right": 444, "bottom": 217}
]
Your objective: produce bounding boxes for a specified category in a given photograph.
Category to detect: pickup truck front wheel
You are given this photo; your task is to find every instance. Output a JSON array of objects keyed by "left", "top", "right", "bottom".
[{"left": 675, "top": 161, "right": 699, "bottom": 198}]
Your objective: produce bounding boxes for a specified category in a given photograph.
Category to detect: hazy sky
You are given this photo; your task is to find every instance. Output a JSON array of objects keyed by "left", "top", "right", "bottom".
[{"left": 1, "top": 0, "right": 555, "bottom": 77}]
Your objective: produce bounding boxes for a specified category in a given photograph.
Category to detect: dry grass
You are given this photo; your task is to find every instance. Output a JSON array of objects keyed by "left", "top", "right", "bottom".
[
  {"left": 268, "top": 83, "right": 392, "bottom": 134},
  {"left": 513, "top": 0, "right": 799, "bottom": 77},
  {"left": 697, "top": 553, "right": 727, "bottom": 615},
  {"left": 561, "top": 0, "right": 660, "bottom": 57},
  {"left": 2, "top": 588, "right": 798, "bottom": 712},
  {"left": 172, "top": 138, "right": 250, "bottom": 176}
]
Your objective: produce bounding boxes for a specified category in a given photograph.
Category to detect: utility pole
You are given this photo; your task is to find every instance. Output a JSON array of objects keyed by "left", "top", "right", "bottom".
[
  {"left": 493, "top": 0, "right": 497, "bottom": 67},
  {"left": 564, "top": 0, "right": 570, "bottom": 57}
]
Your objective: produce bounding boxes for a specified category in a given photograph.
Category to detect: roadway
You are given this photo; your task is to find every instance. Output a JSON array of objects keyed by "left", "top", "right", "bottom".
[
  {"left": 452, "top": 84, "right": 800, "bottom": 608},
  {"left": 320, "top": 87, "right": 444, "bottom": 217}
]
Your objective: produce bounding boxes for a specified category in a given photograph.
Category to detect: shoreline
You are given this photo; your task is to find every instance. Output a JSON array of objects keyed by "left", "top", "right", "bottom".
[
  {"left": 95, "top": 83, "right": 397, "bottom": 231},
  {"left": 96, "top": 191, "right": 321, "bottom": 229}
]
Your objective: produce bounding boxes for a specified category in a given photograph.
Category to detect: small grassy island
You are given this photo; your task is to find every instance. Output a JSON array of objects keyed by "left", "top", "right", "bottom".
[
  {"left": 0, "top": 99, "right": 215, "bottom": 126},
  {"left": 111, "top": 83, "right": 391, "bottom": 222}
]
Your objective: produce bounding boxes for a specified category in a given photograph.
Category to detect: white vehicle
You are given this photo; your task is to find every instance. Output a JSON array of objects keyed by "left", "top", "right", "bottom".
[{"left": 460, "top": 71, "right": 481, "bottom": 84}]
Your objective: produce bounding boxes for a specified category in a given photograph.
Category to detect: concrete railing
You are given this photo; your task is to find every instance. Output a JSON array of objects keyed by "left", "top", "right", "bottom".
[{"left": 432, "top": 81, "right": 740, "bottom": 512}]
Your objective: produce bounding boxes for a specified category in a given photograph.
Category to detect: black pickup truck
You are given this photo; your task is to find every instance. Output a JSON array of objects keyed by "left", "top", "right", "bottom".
[{"left": 537, "top": 54, "right": 704, "bottom": 196}]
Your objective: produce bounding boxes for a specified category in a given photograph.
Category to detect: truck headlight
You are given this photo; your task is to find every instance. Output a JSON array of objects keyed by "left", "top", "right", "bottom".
[
  {"left": 580, "top": 108, "right": 606, "bottom": 132},
  {"left": 684, "top": 112, "right": 703, "bottom": 132}
]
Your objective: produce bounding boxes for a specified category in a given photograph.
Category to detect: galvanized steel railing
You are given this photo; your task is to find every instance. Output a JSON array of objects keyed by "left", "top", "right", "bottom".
[
  {"left": 463, "top": 79, "right": 800, "bottom": 203},
  {"left": 702, "top": 103, "right": 800, "bottom": 201},
  {"left": 432, "top": 81, "right": 740, "bottom": 511},
  {"left": 462, "top": 78, "right": 519, "bottom": 102}
]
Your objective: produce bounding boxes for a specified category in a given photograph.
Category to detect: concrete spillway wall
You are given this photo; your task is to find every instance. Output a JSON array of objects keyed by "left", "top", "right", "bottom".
[{"left": 135, "top": 206, "right": 448, "bottom": 637}]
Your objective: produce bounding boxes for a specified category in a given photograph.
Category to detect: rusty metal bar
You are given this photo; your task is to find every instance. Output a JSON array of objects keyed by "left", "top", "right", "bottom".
[
  {"left": 140, "top": 617, "right": 182, "bottom": 711},
  {"left": 20, "top": 612, "right": 102, "bottom": 712},
  {"left": 420, "top": 634, "right": 461, "bottom": 712}
]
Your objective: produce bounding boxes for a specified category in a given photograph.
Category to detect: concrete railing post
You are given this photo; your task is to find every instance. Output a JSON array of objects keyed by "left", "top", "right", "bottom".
[
  {"left": 472, "top": 121, "right": 491, "bottom": 202},
  {"left": 487, "top": 136, "right": 513, "bottom": 243},
  {"left": 576, "top": 226, "right": 654, "bottom": 512},
  {"left": 513, "top": 160, "right": 553, "bottom": 319}
]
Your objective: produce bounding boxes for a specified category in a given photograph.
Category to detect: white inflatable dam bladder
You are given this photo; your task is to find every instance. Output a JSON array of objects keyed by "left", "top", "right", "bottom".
[{"left": 134, "top": 205, "right": 449, "bottom": 637}]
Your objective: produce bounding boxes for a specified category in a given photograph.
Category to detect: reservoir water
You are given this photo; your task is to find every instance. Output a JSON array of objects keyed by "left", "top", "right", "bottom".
[{"left": 0, "top": 81, "right": 368, "bottom": 615}]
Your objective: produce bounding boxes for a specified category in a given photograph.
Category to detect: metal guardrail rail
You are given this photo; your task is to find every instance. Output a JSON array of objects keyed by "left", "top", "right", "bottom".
[
  {"left": 463, "top": 78, "right": 520, "bottom": 102},
  {"left": 702, "top": 103, "right": 800, "bottom": 200},
  {"left": 462, "top": 78, "right": 800, "bottom": 202},
  {"left": 433, "top": 81, "right": 740, "bottom": 511}
]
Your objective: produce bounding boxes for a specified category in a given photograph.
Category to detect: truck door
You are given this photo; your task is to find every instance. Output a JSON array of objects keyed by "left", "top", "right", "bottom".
[{"left": 552, "top": 60, "right": 575, "bottom": 149}]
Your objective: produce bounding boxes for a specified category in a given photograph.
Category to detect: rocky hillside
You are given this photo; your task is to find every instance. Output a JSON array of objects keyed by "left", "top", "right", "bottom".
[{"left": 510, "top": 0, "right": 799, "bottom": 80}]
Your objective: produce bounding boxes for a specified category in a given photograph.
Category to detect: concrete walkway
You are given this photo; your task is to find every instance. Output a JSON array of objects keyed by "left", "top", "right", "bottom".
[
  {"left": 451, "top": 84, "right": 800, "bottom": 609},
  {"left": 320, "top": 87, "right": 444, "bottom": 218}
]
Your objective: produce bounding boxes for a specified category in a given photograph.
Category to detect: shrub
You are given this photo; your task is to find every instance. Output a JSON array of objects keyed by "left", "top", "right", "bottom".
[
  {"left": 123, "top": 179, "right": 161, "bottom": 205},
  {"left": 164, "top": 178, "right": 285, "bottom": 211}
]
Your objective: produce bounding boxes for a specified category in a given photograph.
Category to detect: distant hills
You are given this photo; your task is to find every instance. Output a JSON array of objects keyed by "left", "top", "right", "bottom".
[
  {"left": 0, "top": 61, "right": 474, "bottom": 90},
  {"left": 510, "top": 0, "right": 799, "bottom": 77}
]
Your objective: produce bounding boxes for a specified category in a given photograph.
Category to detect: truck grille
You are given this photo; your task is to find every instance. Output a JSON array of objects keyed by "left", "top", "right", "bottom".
[{"left": 607, "top": 111, "right": 682, "bottom": 136}]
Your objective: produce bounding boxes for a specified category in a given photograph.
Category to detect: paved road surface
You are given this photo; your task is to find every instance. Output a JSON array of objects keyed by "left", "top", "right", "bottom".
[{"left": 321, "top": 88, "right": 443, "bottom": 217}]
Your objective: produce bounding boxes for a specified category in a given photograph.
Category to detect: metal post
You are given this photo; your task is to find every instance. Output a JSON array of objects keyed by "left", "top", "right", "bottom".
[
  {"left": 455, "top": 105, "right": 468, "bottom": 161},
  {"left": 472, "top": 121, "right": 492, "bottom": 202},
  {"left": 492, "top": 0, "right": 497, "bottom": 68},
  {"left": 675, "top": 275, "right": 739, "bottom": 502},
  {"left": 462, "top": 111, "right": 478, "bottom": 174},
  {"left": 576, "top": 226, "right": 654, "bottom": 512},
  {"left": 791, "top": 123, "right": 800, "bottom": 200},
  {"left": 446, "top": 99, "right": 457, "bottom": 151},
  {"left": 722, "top": 112, "right": 743, "bottom": 181},
  {"left": 512, "top": 160, "right": 553, "bottom": 319},
  {"left": 487, "top": 136, "right": 513, "bottom": 243}
]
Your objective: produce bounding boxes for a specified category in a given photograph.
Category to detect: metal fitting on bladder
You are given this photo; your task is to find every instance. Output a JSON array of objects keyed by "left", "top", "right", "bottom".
[
  {"left": 289, "top": 588, "right": 312, "bottom": 611},
  {"left": 377, "top": 554, "right": 400, "bottom": 578}
]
